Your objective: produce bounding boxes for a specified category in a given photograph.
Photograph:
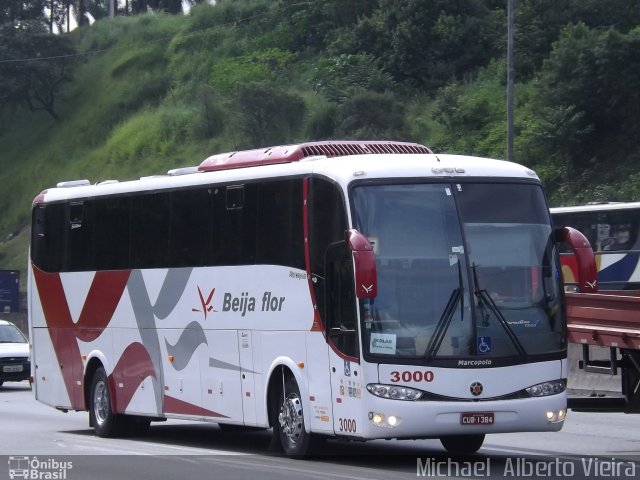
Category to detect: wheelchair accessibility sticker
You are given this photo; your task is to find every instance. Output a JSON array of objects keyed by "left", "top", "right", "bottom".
[{"left": 477, "top": 336, "right": 492, "bottom": 354}]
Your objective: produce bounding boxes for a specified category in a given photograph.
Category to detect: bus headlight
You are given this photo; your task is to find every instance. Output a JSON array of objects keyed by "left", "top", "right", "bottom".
[
  {"left": 366, "top": 384, "right": 424, "bottom": 401},
  {"left": 525, "top": 379, "right": 567, "bottom": 397}
]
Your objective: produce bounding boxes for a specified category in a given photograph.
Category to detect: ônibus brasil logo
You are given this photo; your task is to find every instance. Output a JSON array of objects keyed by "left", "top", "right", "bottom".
[{"left": 8, "top": 456, "right": 73, "bottom": 480}]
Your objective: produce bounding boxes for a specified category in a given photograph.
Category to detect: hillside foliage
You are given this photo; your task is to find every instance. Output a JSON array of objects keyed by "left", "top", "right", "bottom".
[{"left": 1, "top": 0, "right": 640, "bottom": 284}]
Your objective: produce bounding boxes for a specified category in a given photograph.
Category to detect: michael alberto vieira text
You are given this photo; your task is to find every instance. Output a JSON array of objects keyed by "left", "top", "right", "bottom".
[{"left": 416, "top": 457, "right": 637, "bottom": 477}]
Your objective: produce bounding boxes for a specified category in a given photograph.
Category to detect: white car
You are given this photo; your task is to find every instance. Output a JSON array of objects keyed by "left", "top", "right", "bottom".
[{"left": 0, "top": 320, "right": 30, "bottom": 387}]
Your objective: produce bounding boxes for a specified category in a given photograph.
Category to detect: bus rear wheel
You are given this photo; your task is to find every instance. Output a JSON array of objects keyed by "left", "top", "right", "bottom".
[
  {"left": 440, "top": 434, "right": 485, "bottom": 455},
  {"left": 89, "top": 366, "right": 124, "bottom": 437}
]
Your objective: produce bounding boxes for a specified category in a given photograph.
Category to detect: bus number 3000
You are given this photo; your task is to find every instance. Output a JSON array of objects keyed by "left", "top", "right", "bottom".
[
  {"left": 390, "top": 370, "right": 435, "bottom": 383},
  {"left": 338, "top": 418, "right": 357, "bottom": 433}
]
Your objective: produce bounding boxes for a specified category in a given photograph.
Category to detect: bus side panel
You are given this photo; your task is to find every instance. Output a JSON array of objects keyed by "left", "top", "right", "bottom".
[
  {"left": 32, "top": 326, "right": 72, "bottom": 409},
  {"left": 111, "top": 326, "right": 162, "bottom": 417},
  {"left": 160, "top": 326, "right": 204, "bottom": 420},
  {"left": 305, "top": 331, "right": 333, "bottom": 433},
  {"left": 199, "top": 329, "right": 244, "bottom": 422},
  {"left": 238, "top": 329, "right": 257, "bottom": 425}
]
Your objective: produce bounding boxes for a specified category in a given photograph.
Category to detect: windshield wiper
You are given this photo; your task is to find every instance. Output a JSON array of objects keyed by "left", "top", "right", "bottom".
[
  {"left": 424, "top": 258, "right": 466, "bottom": 360},
  {"left": 472, "top": 264, "right": 527, "bottom": 358},
  {"left": 424, "top": 287, "right": 462, "bottom": 360}
]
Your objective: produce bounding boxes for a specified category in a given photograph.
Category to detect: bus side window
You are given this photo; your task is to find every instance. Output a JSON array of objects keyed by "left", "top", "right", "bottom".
[
  {"left": 64, "top": 201, "right": 93, "bottom": 272},
  {"left": 325, "top": 242, "right": 359, "bottom": 358},
  {"left": 31, "top": 204, "right": 64, "bottom": 273}
]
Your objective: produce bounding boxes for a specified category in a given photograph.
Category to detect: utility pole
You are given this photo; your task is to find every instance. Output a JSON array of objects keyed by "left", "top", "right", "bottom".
[{"left": 507, "top": 0, "right": 515, "bottom": 162}]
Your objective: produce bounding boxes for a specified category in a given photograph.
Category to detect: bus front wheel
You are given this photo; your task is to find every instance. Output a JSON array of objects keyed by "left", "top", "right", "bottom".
[
  {"left": 440, "top": 434, "right": 485, "bottom": 455},
  {"left": 272, "top": 375, "right": 319, "bottom": 456}
]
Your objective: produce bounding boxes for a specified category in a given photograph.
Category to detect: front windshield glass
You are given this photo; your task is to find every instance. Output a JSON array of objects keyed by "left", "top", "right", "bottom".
[
  {"left": 351, "top": 182, "right": 564, "bottom": 362},
  {"left": 0, "top": 324, "right": 27, "bottom": 343},
  {"left": 457, "top": 183, "right": 564, "bottom": 357},
  {"left": 352, "top": 184, "right": 472, "bottom": 359}
]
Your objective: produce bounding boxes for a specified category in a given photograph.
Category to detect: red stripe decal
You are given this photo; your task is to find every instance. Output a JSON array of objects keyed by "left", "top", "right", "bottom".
[
  {"left": 108, "top": 342, "right": 156, "bottom": 413},
  {"left": 32, "top": 266, "right": 131, "bottom": 409},
  {"left": 163, "top": 395, "right": 228, "bottom": 418}
]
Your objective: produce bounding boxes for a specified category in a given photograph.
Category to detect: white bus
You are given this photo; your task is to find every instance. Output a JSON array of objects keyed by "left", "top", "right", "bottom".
[
  {"left": 551, "top": 202, "right": 640, "bottom": 290},
  {"left": 29, "top": 140, "right": 595, "bottom": 455}
]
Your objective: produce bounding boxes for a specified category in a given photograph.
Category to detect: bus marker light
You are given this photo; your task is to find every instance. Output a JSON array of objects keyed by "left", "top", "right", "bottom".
[
  {"left": 168, "top": 355, "right": 174, "bottom": 362},
  {"left": 370, "top": 412, "right": 383, "bottom": 424},
  {"left": 297, "top": 361, "right": 305, "bottom": 369},
  {"left": 368, "top": 412, "right": 400, "bottom": 428},
  {"left": 546, "top": 408, "right": 566, "bottom": 423}
]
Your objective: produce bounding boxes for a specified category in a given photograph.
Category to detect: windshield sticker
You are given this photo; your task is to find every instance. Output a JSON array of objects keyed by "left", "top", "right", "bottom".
[
  {"left": 449, "top": 254, "right": 458, "bottom": 266},
  {"left": 477, "top": 336, "right": 492, "bottom": 354},
  {"left": 367, "top": 236, "right": 380, "bottom": 255},
  {"left": 507, "top": 318, "right": 540, "bottom": 328},
  {"left": 445, "top": 187, "right": 451, "bottom": 196},
  {"left": 370, "top": 333, "right": 396, "bottom": 355}
]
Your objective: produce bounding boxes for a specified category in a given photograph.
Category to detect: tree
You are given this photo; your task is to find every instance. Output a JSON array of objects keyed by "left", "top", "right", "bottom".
[
  {"left": 131, "top": 0, "right": 183, "bottom": 14},
  {"left": 234, "top": 82, "right": 305, "bottom": 147},
  {"left": 530, "top": 23, "right": 640, "bottom": 183},
  {"left": 0, "top": 22, "right": 77, "bottom": 121},
  {"left": 336, "top": 90, "right": 408, "bottom": 140},
  {"left": 515, "top": 0, "right": 640, "bottom": 80},
  {"left": 1, "top": 0, "right": 46, "bottom": 22},
  {"left": 337, "top": 0, "right": 504, "bottom": 90}
]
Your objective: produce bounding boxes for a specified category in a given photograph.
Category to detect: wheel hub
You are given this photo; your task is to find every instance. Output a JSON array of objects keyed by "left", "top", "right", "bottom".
[
  {"left": 278, "top": 394, "right": 303, "bottom": 445},
  {"left": 93, "top": 380, "right": 108, "bottom": 426}
]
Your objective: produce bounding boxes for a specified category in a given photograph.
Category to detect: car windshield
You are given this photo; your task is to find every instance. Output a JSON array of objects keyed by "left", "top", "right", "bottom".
[
  {"left": 0, "top": 324, "right": 27, "bottom": 343},
  {"left": 351, "top": 182, "right": 564, "bottom": 363}
]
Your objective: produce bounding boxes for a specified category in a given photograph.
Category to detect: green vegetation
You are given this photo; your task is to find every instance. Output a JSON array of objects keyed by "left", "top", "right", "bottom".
[{"left": 1, "top": 0, "right": 640, "bottom": 289}]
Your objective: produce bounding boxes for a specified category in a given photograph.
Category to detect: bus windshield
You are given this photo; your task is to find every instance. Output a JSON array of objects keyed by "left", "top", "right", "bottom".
[{"left": 351, "top": 182, "right": 564, "bottom": 363}]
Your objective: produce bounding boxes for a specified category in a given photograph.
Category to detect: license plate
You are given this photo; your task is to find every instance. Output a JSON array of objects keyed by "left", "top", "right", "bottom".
[
  {"left": 3, "top": 365, "right": 23, "bottom": 373},
  {"left": 460, "top": 412, "right": 494, "bottom": 425}
]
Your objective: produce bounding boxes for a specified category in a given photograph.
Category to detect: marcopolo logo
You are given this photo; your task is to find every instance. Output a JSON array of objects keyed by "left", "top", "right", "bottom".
[{"left": 8, "top": 457, "right": 73, "bottom": 480}]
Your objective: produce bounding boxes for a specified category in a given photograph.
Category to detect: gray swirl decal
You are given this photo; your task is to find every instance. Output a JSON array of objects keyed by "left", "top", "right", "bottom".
[
  {"left": 128, "top": 267, "right": 193, "bottom": 413},
  {"left": 165, "top": 321, "right": 208, "bottom": 371}
]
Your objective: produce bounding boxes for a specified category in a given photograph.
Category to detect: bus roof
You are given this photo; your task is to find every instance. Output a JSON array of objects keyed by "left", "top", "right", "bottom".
[
  {"left": 550, "top": 202, "right": 640, "bottom": 214},
  {"left": 34, "top": 141, "right": 540, "bottom": 205}
]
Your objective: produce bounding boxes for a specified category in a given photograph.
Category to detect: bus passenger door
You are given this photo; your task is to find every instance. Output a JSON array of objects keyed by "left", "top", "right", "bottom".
[
  {"left": 238, "top": 330, "right": 256, "bottom": 425},
  {"left": 326, "top": 242, "right": 362, "bottom": 437}
]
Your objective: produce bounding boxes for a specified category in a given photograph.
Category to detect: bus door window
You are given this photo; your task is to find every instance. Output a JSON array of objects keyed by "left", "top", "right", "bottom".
[
  {"left": 325, "top": 242, "right": 359, "bottom": 359},
  {"left": 308, "top": 177, "right": 348, "bottom": 325}
]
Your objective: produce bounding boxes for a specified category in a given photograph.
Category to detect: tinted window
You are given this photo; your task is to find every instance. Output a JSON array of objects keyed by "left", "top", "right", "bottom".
[
  {"left": 256, "top": 180, "right": 304, "bottom": 269},
  {"left": 94, "top": 196, "right": 131, "bottom": 270},
  {"left": 169, "top": 188, "right": 214, "bottom": 267},
  {"left": 131, "top": 192, "right": 170, "bottom": 269}
]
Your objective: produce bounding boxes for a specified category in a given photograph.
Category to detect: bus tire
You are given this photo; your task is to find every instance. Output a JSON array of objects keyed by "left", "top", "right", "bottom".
[
  {"left": 273, "top": 375, "right": 317, "bottom": 456},
  {"left": 89, "top": 366, "right": 123, "bottom": 438},
  {"left": 440, "top": 434, "right": 485, "bottom": 455}
]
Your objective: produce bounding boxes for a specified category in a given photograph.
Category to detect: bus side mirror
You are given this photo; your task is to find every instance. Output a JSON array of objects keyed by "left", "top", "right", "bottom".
[
  {"left": 556, "top": 226, "right": 598, "bottom": 293},
  {"left": 346, "top": 229, "right": 377, "bottom": 299}
]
